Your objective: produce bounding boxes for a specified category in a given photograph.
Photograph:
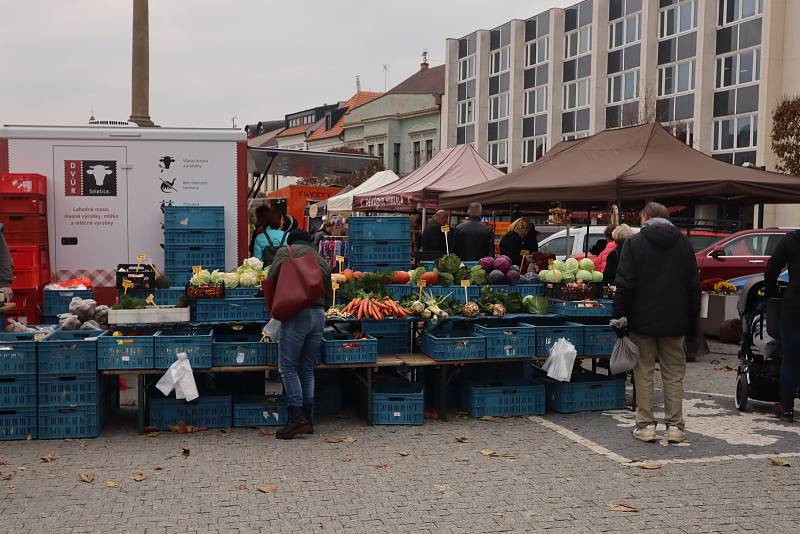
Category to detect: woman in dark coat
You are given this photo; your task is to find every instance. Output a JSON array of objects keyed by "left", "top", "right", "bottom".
[
  {"left": 499, "top": 218, "right": 532, "bottom": 267},
  {"left": 603, "top": 224, "right": 634, "bottom": 284}
]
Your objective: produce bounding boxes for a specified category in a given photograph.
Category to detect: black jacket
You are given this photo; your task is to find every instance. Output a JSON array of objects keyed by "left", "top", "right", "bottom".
[
  {"left": 523, "top": 230, "right": 539, "bottom": 253},
  {"left": 613, "top": 219, "right": 700, "bottom": 338},
  {"left": 604, "top": 248, "right": 620, "bottom": 284},
  {"left": 453, "top": 218, "right": 494, "bottom": 261},
  {"left": 420, "top": 222, "right": 447, "bottom": 253},
  {"left": 765, "top": 230, "right": 800, "bottom": 327},
  {"left": 499, "top": 231, "right": 524, "bottom": 267}
]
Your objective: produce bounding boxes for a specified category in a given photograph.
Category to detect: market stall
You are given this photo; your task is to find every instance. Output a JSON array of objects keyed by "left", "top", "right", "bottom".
[{"left": 323, "top": 170, "right": 400, "bottom": 214}]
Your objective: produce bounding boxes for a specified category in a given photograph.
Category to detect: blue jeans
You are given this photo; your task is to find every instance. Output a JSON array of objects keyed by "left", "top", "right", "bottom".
[
  {"left": 278, "top": 307, "right": 325, "bottom": 407},
  {"left": 780, "top": 325, "right": 800, "bottom": 412}
]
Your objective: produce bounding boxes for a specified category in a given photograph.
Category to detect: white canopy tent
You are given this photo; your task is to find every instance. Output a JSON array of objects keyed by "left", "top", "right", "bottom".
[{"left": 324, "top": 170, "right": 400, "bottom": 214}]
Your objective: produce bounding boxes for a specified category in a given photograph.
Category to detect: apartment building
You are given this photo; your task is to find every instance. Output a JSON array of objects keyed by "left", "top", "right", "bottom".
[{"left": 442, "top": 0, "right": 800, "bottom": 225}]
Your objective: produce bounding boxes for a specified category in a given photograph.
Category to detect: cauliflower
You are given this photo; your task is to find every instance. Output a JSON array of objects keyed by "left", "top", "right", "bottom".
[
  {"left": 222, "top": 272, "right": 239, "bottom": 288},
  {"left": 190, "top": 269, "right": 212, "bottom": 286},
  {"left": 239, "top": 271, "right": 259, "bottom": 287},
  {"left": 210, "top": 269, "right": 225, "bottom": 285},
  {"left": 244, "top": 257, "right": 264, "bottom": 271}
]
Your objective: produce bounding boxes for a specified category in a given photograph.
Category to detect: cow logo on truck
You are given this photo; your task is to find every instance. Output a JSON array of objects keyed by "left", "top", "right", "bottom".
[{"left": 64, "top": 160, "right": 118, "bottom": 196}]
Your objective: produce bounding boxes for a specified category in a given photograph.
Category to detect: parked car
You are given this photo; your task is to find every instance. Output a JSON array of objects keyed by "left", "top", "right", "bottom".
[
  {"left": 695, "top": 228, "right": 794, "bottom": 282},
  {"left": 685, "top": 230, "right": 731, "bottom": 253},
  {"left": 728, "top": 269, "right": 789, "bottom": 290}
]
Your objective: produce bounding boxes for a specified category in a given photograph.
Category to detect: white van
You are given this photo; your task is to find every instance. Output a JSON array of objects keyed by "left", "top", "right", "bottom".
[{"left": 538, "top": 226, "right": 640, "bottom": 260}]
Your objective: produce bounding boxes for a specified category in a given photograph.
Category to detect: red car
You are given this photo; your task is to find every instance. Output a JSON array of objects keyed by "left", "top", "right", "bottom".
[{"left": 695, "top": 229, "right": 792, "bottom": 282}]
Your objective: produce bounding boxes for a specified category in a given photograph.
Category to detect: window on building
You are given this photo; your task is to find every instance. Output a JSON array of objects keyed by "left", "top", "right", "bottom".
[
  {"left": 393, "top": 143, "right": 400, "bottom": 171},
  {"left": 718, "top": 0, "right": 763, "bottom": 27},
  {"left": 716, "top": 48, "right": 761, "bottom": 88},
  {"left": 367, "top": 144, "right": 374, "bottom": 156},
  {"left": 561, "top": 131, "right": 589, "bottom": 141},
  {"left": 522, "top": 136, "right": 548, "bottom": 165},
  {"left": 488, "top": 140, "right": 508, "bottom": 167},
  {"left": 658, "top": 59, "right": 695, "bottom": 96},
  {"left": 607, "top": 70, "right": 640, "bottom": 104},
  {"left": 459, "top": 56, "right": 475, "bottom": 82},
  {"left": 525, "top": 35, "right": 549, "bottom": 68},
  {"left": 713, "top": 112, "right": 758, "bottom": 152},
  {"left": 660, "top": 0, "right": 698, "bottom": 39},
  {"left": 664, "top": 121, "right": 695, "bottom": 147},
  {"left": 378, "top": 143, "right": 384, "bottom": 160},
  {"left": 524, "top": 86, "right": 548, "bottom": 116},
  {"left": 458, "top": 99, "right": 475, "bottom": 126},
  {"left": 563, "top": 79, "right": 590, "bottom": 111},
  {"left": 489, "top": 93, "right": 509, "bottom": 120},
  {"left": 425, "top": 140, "right": 433, "bottom": 161},
  {"left": 609, "top": 13, "right": 641, "bottom": 50},
  {"left": 413, "top": 141, "right": 421, "bottom": 169},
  {"left": 564, "top": 26, "right": 592, "bottom": 59},
  {"left": 490, "top": 47, "right": 510, "bottom": 75}
]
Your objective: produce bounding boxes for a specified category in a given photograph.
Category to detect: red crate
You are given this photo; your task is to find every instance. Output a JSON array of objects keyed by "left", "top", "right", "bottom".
[
  {"left": 9, "top": 287, "right": 43, "bottom": 312},
  {"left": 0, "top": 194, "right": 47, "bottom": 215},
  {"left": 9, "top": 245, "right": 50, "bottom": 290},
  {"left": 0, "top": 213, "right": 48, "bottom": 245},
  {"left": 0, "top": 174, "right": 47, "bottom": 196}
]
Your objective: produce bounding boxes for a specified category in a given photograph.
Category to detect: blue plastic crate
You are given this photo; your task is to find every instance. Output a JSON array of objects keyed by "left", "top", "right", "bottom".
[
  {"left": 360, "top": 319, "right": 411, "bottom": 336},
  {"left": 349, "top": 239, "right": 411, "bottom": 264},
  {"left": 38, "top": 405, "right": 99, "bottom": 439},
  {"left": 371, "top": 382, "right": 424, "bottom": 425},
  {"left": 360, "top": 320, "right": 411, "bottom": 355},
  {"left": 224, "top": 287, "right": 262, "bottom": 298},
  {"left": 212, "top": 330, "right": 269, "bottom": 367},
  {"left": 233, "top": 395, "right": 287, "bottom": 427},
  {"left": 580, "top": 324, "right": 616, "bottom": 356},
  {"left": 97, "top": 328, "right": 158, "bottom": 370},
  {"left": 514, "top": 284, "right": 545, "bottom": 297},
  {"left": 533, "top": 322, "right": 585, "bottom": 357},
  {"left": 472, "top": 321, "right": 537, "bottom": 359},
  {"left": 43, "top": 289, "right": 93, "bottom": 316},
  {"left": 349, "top": 261, "right": 411, "bottom": 273},
  {"left": 38, "top": 330, "right": 103, "bottom": 376},
  {"left": 0, "top": 407, "right": 37, "bottom": 440},
  {"left": 0, "top": 332, "right": 38, "bottom": 375},
  {"left": 126, "top": 286, "right": 187, "bottom": 305},
  {"left": 148, "top": 394, "right": 232, "bottom": 430},
  {"left": 192, "top": 298, "right": 268, "bottom": 323},
  {"left": 384, "top": 284, "right": 414, "bottom": 301},
  {"left": 38, "top": 374, "right": 99, "bottom": 407},
  {"left": 154, "top": 326, "right": 213, "bottom": 369},
  {"left": 420, "top": 260, "right": 480, "bottom": 270},
  {"left": 322, "top": 335, "right": 378, "bottom": 365},
  {"left": 0, "top": 376, "right": 36, "bottom": 408},
  {"left": 549, "top": 298, "right": 613, "bottom": 317},
  {"left": 163, "top": 206, "right": 225, "bottom": 231},
  {"left": 164, "top": 228, "right": 225, "bottom": 247},
  {"left": 543, "top": 372, "right": 626, "bottom": 413},
  {"left": 465, "top": 380, "right": 545, "bottom": 417},
  {"left": 315, "top": 381, "right": 344, "bottom": 415},
  {"left": 348, "top": 216, "right": 410, "bottom": 241},
  {"left": 373, "top": 332, "right": 411, "bottom": 355},
  {"left": 424, "top": 285, "right": 480, "bottom": 304},
  {"left": 164, "top": 245, "right": 225, "bottom": 271},
  {"left": 421, "top": 332, "right": 486, "bottom": 361},
  {"left": 166, "top": 271, "right": 192, "bottom": 287}
]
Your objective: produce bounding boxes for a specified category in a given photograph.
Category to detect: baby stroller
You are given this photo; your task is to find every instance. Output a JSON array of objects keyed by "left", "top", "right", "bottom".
[{"left": 735, "top": 276, "right": 789, "bottom": 411}]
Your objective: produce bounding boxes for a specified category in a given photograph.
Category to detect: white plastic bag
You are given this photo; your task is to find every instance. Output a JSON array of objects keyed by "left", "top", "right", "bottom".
[
  {"left": 542, "top": 338, "right": 577, "bottom": 382},
  {"left": 263, "top": 318, "right": 282, "bottom": 342},
  {"left": 156, "top": 352, "right": 199, "bottom": 402},
  {"left": 752, "top": 314, "right": 778, "bottom": 359}
]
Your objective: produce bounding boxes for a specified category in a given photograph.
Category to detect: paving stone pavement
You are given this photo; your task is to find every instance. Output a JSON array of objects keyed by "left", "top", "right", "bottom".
[{"left": 1, "top": 342, "right": 798, "bottom": 534}]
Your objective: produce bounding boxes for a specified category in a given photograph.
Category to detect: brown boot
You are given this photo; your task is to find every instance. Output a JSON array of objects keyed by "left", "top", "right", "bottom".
[{"left": 276, "top": 406, "right": 311, "bottom": 439}]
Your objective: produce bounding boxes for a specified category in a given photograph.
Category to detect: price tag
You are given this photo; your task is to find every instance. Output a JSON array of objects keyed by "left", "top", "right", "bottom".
[
  {"left": 461, "top": 279, "right": 470, "bottom": 301},
  {"left": 236, "top": 352, "right": 245, "bottom": 364},
  {"left": 121, "top": 278, "right": 133, "bottom": 296},
  {"left": 33, "top": 332, "right": 46, "bottom": 341},
  {"left": 460, "top": 279, "right": 471, "bottom": 287},
  {"left": 136, "top": 253, "right": 146, "bottom": 265},
  {"left": 336, "top": 255, "right": 345, "bottom": 272},
  {"left": 331, "top": 281, "right": 340, "bottom": 290},
  {"left": 145, "top": 293, "right": 159, "bottom": 309},
  {"left": 440, "top": 225, "right": 450, "bottom": 234},
  {"left": 521, "top": 250, "right": 530, "bottom": 257},
  {"left": 192, "top": 265, "right": 202, "bottom": 274},
  {"left": 417, "top": 279, "right": 426, "bottom": 299},
  {"left": 441, "top": 225, "right": 451, "bottom": 255}
]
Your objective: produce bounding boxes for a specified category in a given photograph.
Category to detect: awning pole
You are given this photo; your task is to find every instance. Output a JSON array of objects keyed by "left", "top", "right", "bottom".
[
  {"left": 757, "top": 203, "right": 764, "bottom": 229},
  {"left": 585, "top": 209, "right": 590, "bottom": 255},
  {"left": 421, "top": 208, "right": 427, "bottom": 233}
]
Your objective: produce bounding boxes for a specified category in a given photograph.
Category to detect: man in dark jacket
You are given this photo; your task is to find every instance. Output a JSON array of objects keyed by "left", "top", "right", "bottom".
[
  {"left": 613, "top": 202, "right": 700, "bottom": 444},
  {"left": 765, "top": 230, "right": 800, "bottom": 422},
  {"left": 453, "top": 202, "right": 494, "bottom": 261},
  {"left": 420, "top": 210, "right": 449, "bottom": 254},
  {"left": 267, "top": 229, "right": 332, "bottom": 439}
]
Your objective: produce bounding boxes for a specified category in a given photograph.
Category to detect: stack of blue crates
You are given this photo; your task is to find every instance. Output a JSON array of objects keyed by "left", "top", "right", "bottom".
[
  {"left": 163, "top": 206, "right": 225, "bottom": 287},
  {"left": 348, "top": 216, "right": 411, "bottom": 273},
  {"left": 42, "top": 288, "right": 94, "bottom": 323},
  {"left": 37, "top": 330, "right": 105, "bottom": 439},
  {"left": 0, "top": 332, "right": 38, "bottom": 440}
]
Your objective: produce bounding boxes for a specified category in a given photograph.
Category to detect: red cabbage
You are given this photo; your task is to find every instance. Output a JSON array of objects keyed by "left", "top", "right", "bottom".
[
  {"left": 493, "top": 256, "right": 512, "bottom": 273},
  {"left": 488, "top": 269, "right": 506, "bottom": 285},
  {"left": 506, "top": 269, "right": 521, "bottom": 285},
  {"left": 479, "top": 256, "right": 495, "bottom": 271}
]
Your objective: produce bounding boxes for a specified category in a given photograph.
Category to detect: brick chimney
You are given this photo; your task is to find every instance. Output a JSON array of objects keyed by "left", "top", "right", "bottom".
[
  {"left": 420, "top": 50, "right": 429, "bottom": 71},
  {"left": 129, "top": 0, "right": 154, "bottom": 127}
]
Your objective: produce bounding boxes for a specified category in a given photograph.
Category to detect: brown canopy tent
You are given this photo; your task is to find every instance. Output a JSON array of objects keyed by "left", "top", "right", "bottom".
[
  {"left": 438, "top": 123, "right": 800, "bottom": 209},
  {"left": 352, "top": 144, "right": 503, "bottom": 212}
]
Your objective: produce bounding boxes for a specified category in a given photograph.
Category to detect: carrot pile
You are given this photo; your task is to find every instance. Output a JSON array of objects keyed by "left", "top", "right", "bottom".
[{"left": 342, "top": 297, "right": 411, "bottom": 320}]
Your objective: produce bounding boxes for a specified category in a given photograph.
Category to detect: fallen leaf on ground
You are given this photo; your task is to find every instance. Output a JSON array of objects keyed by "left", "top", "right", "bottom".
[
  {"left": 398, "top": 451, "right": 410, "bottom": 457},
  {"left": 0, "top": 473, "right": 12, "bottom": 481},
  {"left": 493, "top": 512, "right": 504, "bottom": 518},
  {"left": 335, "top": 413, "right": 347, "bottom": 419},
  {"left": 170, "top": 421, "right": 187, "bottom": 434},
  {"left": 433, "top": 484, "right": 448, "bottom": 493},
  {"left": 257, "top": 485, "right": 277, "bottom": 494},
  {"left": 154, "top": 466, "right": 163, "bottom": 471},
  {"left": 6, "top": 485, "right": 15, "bottom": 492},
  {"left": 341, "top": 457, "right": 352, "bottom": 463},
  {"left": 181, "top": 448, "right": 190, "bottom": 458},
  {"left": 129, "top": 473, "right": 147, "bottom": 482},
  {"left": 478, "top": 416, "right": 494, "bottom": 422},
  {"left": 17, "top": 467, "right": 25, "bottom": 471},
  {"left": 259, "top": 429, "right": 275, "bottom": 436},
  {"left": 143, "top": 431, "right": 160, "bottom": 438},
  {"left": 78, "top": 443, "right": 87, "bottom": 449},
  {"left": 480, "top": 449, "right": 498, "bottom": 457},
  {"left": 770, "top": 458, "right": 791, "bottom": 467},
  {"left": 26, "top": 434, "right": 32, "bottom": 441},
  {"left": 500, "top": 453, "right": 517, "bottom": 459},
  {"left": 105, "top": 480, "right": 121, "bottom": 488},
  {"left": 40, "top": 453, "right": 55, "bottom": 463},
  {"left": 608, "top": 504, "right": 637, "bottom": 513},
  {"left": 0, "top": 460, "right": 6, "bottom": 466},
  {"left": 325, "top": 437, "right": 344, "bottom": 444},
  {"left": 342, "top": 437, "right": 357, "bottom": 444},
  {"left": 374, "top": 463, "right": 388, "bottom": 469},
  {"left": 220, "top": 428, "right": 231, "bottom": 435},
  {"left": 79, "top": 473, "right": 94, "bottom": 483},
  {"left": 232, "top": 484, "right": 249, "bottom": 491},
  {"left": 455, "top": 436, "right": 471, "bottom": 443},
  {"left": 639, "top": 462, "right": 663, "bottom": 470},
  {"left": 710, "top": 359, "right": 721, "bottom": 364}
]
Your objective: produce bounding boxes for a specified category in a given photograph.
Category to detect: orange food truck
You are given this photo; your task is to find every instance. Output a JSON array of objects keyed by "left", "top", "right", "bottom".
[{"left": 266, "top": 185, "right": 341, "bottom": 230}]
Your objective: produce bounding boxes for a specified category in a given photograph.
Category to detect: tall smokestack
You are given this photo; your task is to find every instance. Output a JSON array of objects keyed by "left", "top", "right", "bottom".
[{"left": 129, "top": 0, "right": 154, "bottom": 126}]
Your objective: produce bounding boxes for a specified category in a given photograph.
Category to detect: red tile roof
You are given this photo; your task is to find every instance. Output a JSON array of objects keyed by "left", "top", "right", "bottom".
[
  {"left": 307, "top": 91, "right": 383, "bottom": 142},
  {"left": 276, "top": 123, "right": 313, "bottom": 138}
]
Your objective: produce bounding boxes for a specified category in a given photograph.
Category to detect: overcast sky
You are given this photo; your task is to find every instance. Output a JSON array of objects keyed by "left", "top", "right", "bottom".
[{"left": 1, "top": 0, "right": 576, "bottom": 128}]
